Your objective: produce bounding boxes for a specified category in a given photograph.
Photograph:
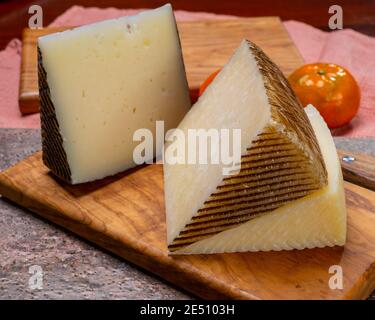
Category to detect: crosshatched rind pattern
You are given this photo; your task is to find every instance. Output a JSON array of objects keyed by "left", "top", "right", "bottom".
[
  {"left": 169, "top": 41, "right": 328, "bottom": 252},
  {"left": 249, "top": 40, "right": 327, "bottom": 184},
  {"left": 38, "top": 47, "right": 72, "bottom": 183}
]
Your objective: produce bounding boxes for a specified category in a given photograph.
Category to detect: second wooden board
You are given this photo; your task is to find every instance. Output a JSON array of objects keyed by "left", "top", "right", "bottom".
[{"left": 19, "top": 17, "right": 302, "bottom": 113}]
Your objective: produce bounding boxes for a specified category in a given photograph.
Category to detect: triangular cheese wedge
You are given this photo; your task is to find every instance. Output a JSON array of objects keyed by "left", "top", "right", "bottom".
[
  {"left": 38, "top": 4, "right": 190, "bottom": 184},
  {"left": 164, "top": 40, "right": 346, "bottom": 254}
]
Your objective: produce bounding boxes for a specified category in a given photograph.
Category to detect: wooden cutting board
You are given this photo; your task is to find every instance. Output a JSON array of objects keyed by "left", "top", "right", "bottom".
[
  {"left": 19, "top": 17, "right": 302, "bottom": 114},
  {"left": 5, "top": 17, "right": 375, "bottom": 299},
  {"left": 1, "top": 152, "right": 375, "bottom": 300}
]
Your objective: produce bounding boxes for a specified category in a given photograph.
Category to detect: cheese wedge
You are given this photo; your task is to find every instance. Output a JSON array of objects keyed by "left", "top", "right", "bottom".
[
  {"left": 164, "top": 39, "right": 346, "bottom": 254},
  {"left": 38, "top": 4, "right": 190, "bottom": 184}
]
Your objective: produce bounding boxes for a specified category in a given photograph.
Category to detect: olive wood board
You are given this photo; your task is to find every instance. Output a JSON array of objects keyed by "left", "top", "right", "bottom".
[
  {"left": 0, "top": 152, "right": 375, "bottom": 300},
  {"left": 19, "top": 17, "right": 303, "bottom": 113}
]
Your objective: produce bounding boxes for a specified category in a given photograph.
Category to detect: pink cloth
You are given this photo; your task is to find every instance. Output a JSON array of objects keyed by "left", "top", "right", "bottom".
[{"left": 0, "top": 6, "right": 374, "bottom": 137}]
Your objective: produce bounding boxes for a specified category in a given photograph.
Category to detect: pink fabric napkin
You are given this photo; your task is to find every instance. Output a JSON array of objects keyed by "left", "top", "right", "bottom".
[{"left": 0, "top": 6, "right": 374, "bottom": 137}]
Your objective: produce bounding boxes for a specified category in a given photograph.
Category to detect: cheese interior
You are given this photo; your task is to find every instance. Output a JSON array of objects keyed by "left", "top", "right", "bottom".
[
  {"left": 174, "top": 105, "right": 346, "bottom": 254},
  {"left": 164, "top": 39, "right": 343, "bottom": 253},
  {"left": 164, "top": 40, "right": 346, "bottom": 253},
  {"left": 164, "top": 41, "right": 271, "bottom": 243},
  {"left": 38, "top": 4, "right": 191, "bottom": 184}
]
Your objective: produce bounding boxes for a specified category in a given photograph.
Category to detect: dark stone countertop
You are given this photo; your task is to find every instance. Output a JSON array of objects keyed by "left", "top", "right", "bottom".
[{"left": 0, "top": 128, "right": 374, "bottom": 300}]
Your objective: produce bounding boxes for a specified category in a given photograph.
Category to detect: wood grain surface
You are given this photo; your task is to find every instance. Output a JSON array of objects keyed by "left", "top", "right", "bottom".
[
  {"left": 338, "top": 149, "right": 375, "bottom": 191},
  {"left": 0, "top": 151, "right": 375, "bottom": 300},
  {"left": 19, "top": 17, "right": 302, "bottom": 113}
]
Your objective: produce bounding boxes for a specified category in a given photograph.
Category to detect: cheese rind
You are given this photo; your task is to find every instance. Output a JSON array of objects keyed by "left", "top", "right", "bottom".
[
  {"left": 173, "top": 105, "right": 346, "bottom": 254},
  {"left": 38, "top": 4, "right": 191, "bottom": 184},
  {"left": 164, "top": 40, "right": 330, "bottom": 252}
]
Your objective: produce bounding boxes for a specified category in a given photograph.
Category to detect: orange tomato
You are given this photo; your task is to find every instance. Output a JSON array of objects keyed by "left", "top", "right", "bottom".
[
  {"left": 288, "top": 63, "right": 360, "bottom": 129},
  {"left": 200, "top": 63, "right": 360, "bottom": 129},
  {"left": 199, "top": 68, "right": 221, "bottom": 96}
]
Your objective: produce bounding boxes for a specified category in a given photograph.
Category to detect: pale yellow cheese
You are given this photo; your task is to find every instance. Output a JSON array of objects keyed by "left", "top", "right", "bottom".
[
  {"left": 164, "top": 39, "right": 346, "bottom": 254},
  {"left": 164, "top": 41, "right": 271, "bottom": 244},
  {"left": 38, "top": 4, "right": 190, "bottom": 184},
  {"left": 173, "top": 106, "right": 347, "bottom": 254}
]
